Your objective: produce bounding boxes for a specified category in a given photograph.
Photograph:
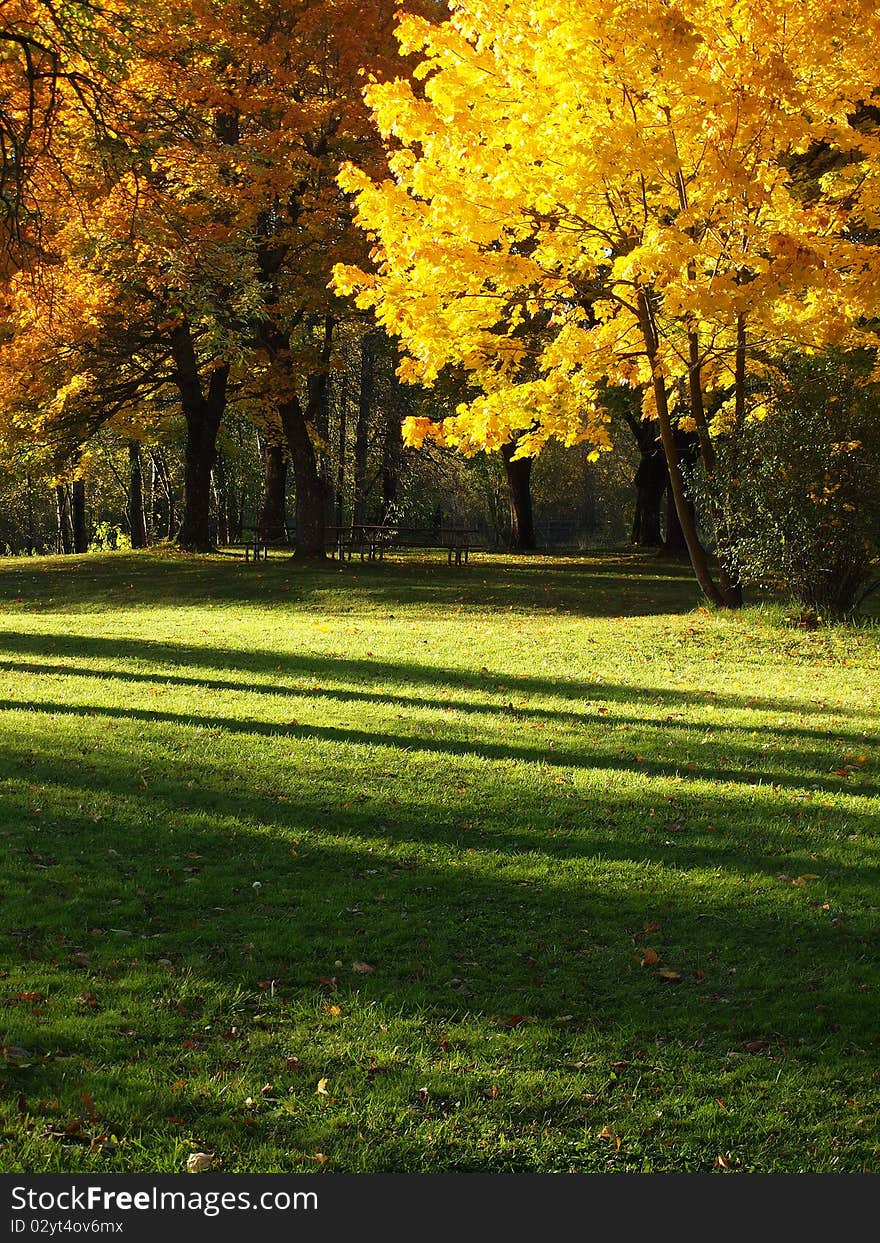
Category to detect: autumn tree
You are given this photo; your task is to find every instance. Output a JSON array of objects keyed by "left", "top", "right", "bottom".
[{"left": 336, "top": 0, "right": 880, "bottom": 605}]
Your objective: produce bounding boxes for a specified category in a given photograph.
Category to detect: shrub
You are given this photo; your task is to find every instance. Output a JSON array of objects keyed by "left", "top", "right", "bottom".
[{"left": 698, "top": 352, "right": 880, "bottom": 614}]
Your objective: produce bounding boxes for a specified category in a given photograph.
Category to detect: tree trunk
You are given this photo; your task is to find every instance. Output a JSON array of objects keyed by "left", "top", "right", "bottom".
[
  {"left": 631, "top": 449, "right": 667, "bottom": 546},
  {"left": 381, "top": 372, "right": 404, "bottom": 520},
  {"left": 265, "top": 319, "right": 333, "bottom": 560},
  {"left": 55, "top": 485, "right": 74, "bottom": 554},
  {"left": 636, "top": 288, "right": 727, "bottom": 605},
  {"left": 25, "top": 475, "right": 35, "bottom": 554},
  {"left": 279, "top": 395, "right": 327, "bottom": 559},
  {"left": 179, "top": 416, "right": 217, "bottom": 551},
  {"left": 687, "top": 325, "right": 743, "bottom": 605},
  {"left": 663, "top": 485, "right": 686, "bottom": 554},
  {"left": 501, "top": 441, "right": 536, "bottom": 551},
  {"left": 127, "top": 441, "right": 148, "bottom": 549},
  {"left": 258, "top": 442, "right": 289, "bottom": 542},
  {"left": 71, "top": 479, "right": 88, "bottom": 553},
  {"left": 352, "top": 332, "right": 375, "bottom": 527},
  {"left": 335, "top": 381, "right": 348, "bottom": 528},
  {"left": 171, "top": 323, "right": 228, "bottom": 552},
  {"left": 662, "top": 430, "right": 698, "bottom": 555}
]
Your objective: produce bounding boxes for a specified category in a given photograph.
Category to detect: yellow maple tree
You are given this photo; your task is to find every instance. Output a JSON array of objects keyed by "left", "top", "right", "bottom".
[{"left": 335, "top": 0, "right": 880, "bottom": 604}]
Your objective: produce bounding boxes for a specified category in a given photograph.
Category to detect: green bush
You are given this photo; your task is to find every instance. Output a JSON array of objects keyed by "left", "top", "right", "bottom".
[
  {"left": 89, "top": 521, "right": 131, "bottom": 552},
  {"left": 699, "top": 352, "right": 880, "bottom": 614}
]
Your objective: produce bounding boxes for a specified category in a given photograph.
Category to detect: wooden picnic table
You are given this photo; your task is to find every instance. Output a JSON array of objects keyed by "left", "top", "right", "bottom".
[
  {"left": 329, "top": 523, "right": 478, "bottom": 565},
  {"left": 235, "top": 524, "right": 294, "bottom": 562}
]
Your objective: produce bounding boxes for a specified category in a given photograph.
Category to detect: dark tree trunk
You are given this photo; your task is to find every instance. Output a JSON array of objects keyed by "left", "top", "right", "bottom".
[
  {"left": 258, "top": 442, "right": 289, "bottom": 542},
  {"left": 263, "top": 318, "right": 333, "bottom": 560},
  {"left": 171, "top": 323, "right": 228, "bottom": 552},
  {"left": 212, "top": 453, "right": 236, "bottom": 546},
  {"left": 352, "top": 332, "right": 375, "bottom": 527},
  {"left": 127, "top": 441, "right": 148, "bottom": 549},
  {"left": 55, "top": 485, "right": 74, "bottom": 554},
  {"left": 71, "top": 480, "right": 88, "bottom": 553},
  {"left": 279, "top": 395, "right": 327, "bottom": 560},
  {"left": 623, "top": 412, "right": 667, "bottom": 548},
  {"left": 663, "top": 486, "right": 687, "bottom": 553},
  {"left": 179, "top": 418, "right": 217, "bottom": 551},
  {"left": 380, "top": 411, "right": 402, "bottom": 520},
  {"left": 335, "top": 382, "right": 348, "bottom": 528},
  {"left": 662, "top": 430, "right": 698, "bottom": 555},
  {"left": 501, "top": 441, "right": 536, "bottom": 551},
  {"left": 25, "top": 475, "right": 35, "bottom": 554},
  {"left": 686, "top": 326, "right": 743, "bottom": 606},
  {"left": 381, "top": 372, "right": 404, "bottom": 520},
  {"left": 631, "top": 449, "right": 667, "bottom": 546}
]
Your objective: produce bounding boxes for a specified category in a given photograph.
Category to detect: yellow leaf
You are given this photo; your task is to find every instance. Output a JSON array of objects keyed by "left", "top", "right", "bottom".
[{"left": 655, "top": 968, "right": 682, "bottom": 982}]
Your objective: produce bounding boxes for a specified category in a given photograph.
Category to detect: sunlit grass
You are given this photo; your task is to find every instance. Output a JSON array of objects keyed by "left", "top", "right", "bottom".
[{"left": 0, "top": 549, "right": 878, "bottom": 1172}]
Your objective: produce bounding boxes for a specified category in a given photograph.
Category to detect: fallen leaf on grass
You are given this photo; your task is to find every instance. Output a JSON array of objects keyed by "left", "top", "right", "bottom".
[
  {"left": 655, "top": 968, "right": 682, "bottom": 982},
  {"left": 315, "top": 1078, "right": 330, "bottom": 1096},
  {"left": 640, "top": 948, "right": 659, "bottom": 967},
  {"left": 714, "top": 1155, "right": 731, "bottom": 1170},
  {"left": 186, "top": 1152, "right": 213, "bottom": 1173},
  {"left": 352, "top": 961, "right": 374, "bottom": 975},
  {"left": 743, "top": 1040, "right": 768, "bottom": 1054}
]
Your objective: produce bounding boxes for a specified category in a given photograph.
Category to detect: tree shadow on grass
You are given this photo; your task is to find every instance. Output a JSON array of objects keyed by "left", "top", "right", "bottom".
[
  {"left": 0, "top": 653, "right": 875, "bottom": 752},
  {"left": 2, "top": 723, "right": 877, "bottom": 1171},
  {"left": 0, "top": 630, "right": 873, "bottom": 725},
  {"left": 1, "top": 727, "right": 877, "bottom": 918},
  {"left": 0, "top": 696, "right": 874, "bottom": 807},
  {"left": 0, "top": 549, "right": 703, "bottom": 618},
  {"left": 2, "top": 759, "right": 876, "bottom": 1062}
]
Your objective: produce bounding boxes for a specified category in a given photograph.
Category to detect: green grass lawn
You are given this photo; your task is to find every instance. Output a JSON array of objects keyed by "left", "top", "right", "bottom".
[{"left": 0, "top": 548, "right": 878, "bottom": 1173}]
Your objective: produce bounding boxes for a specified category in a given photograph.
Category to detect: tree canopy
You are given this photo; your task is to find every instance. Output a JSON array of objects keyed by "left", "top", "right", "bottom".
[{"left": 335, "top": 0, "right": 880, "bottom": 601}]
